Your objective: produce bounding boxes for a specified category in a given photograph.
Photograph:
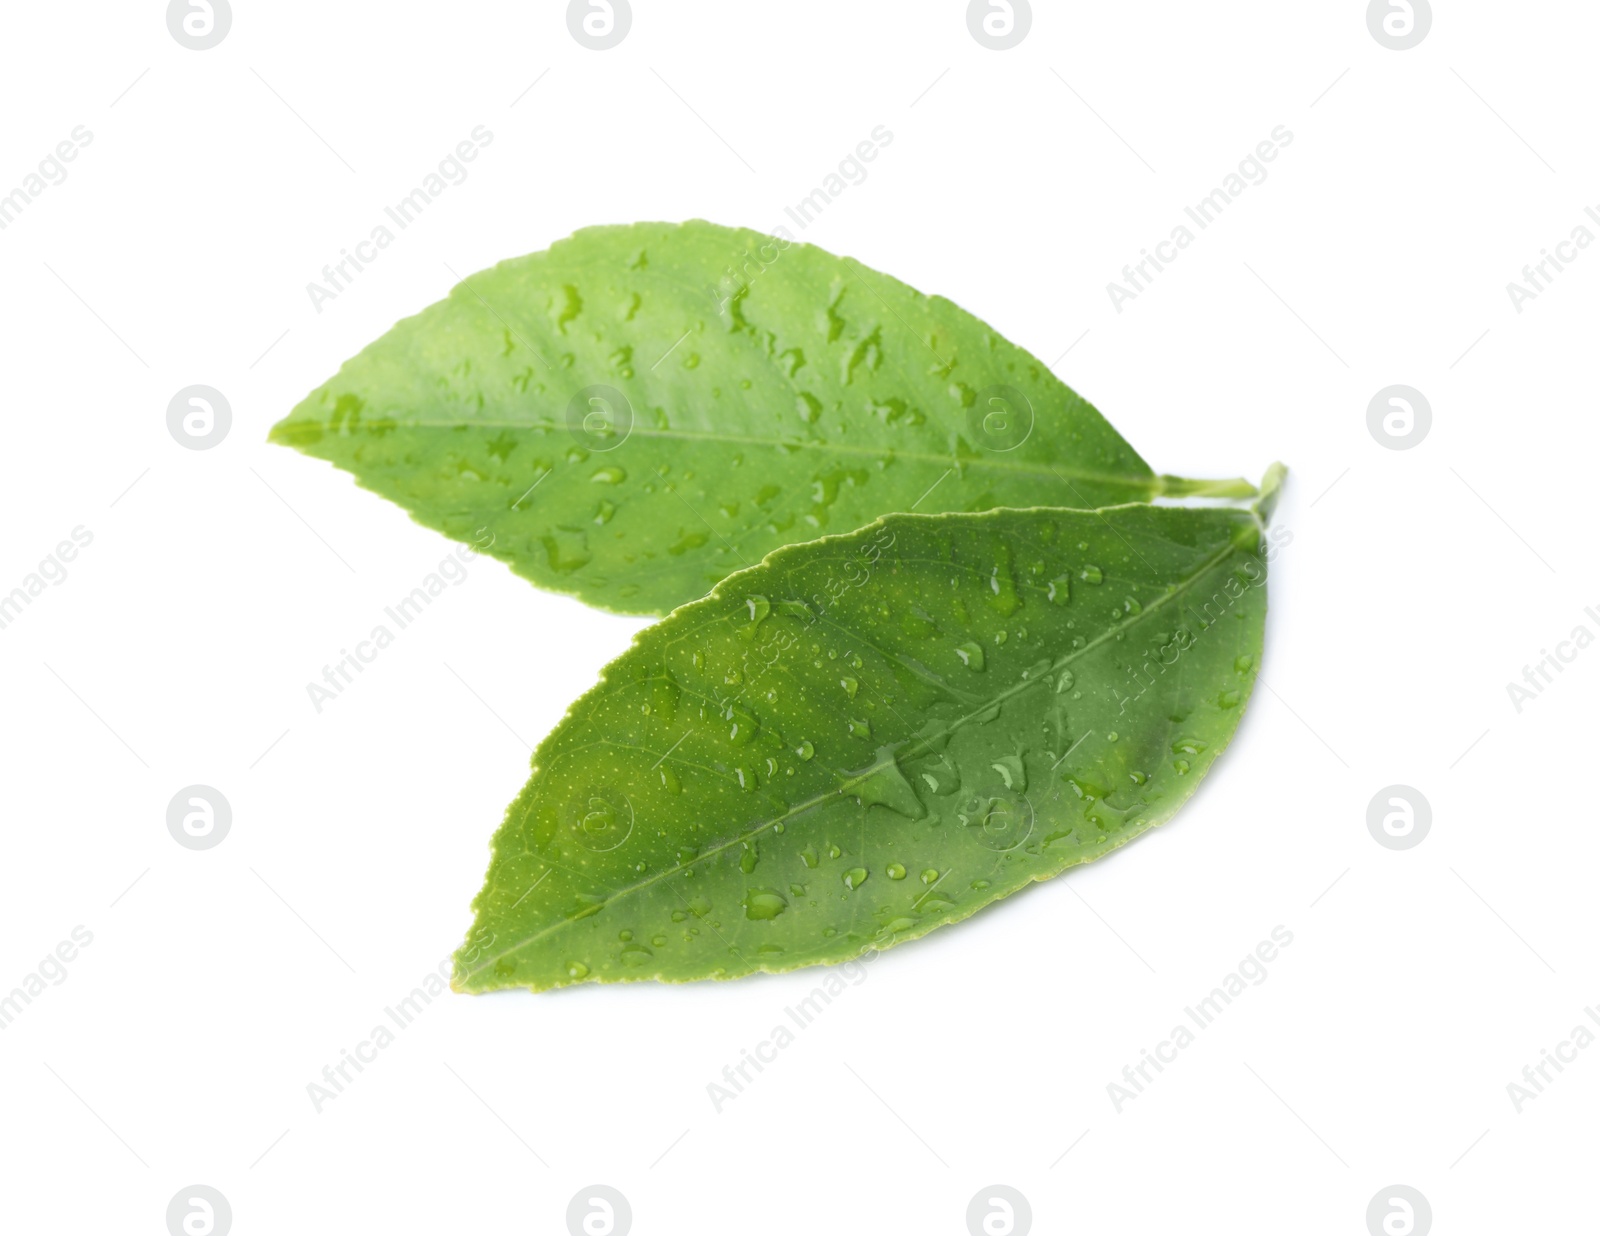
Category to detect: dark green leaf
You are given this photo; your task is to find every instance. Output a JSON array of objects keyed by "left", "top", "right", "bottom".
[{"left": 453, "top": 485, "right": 1279, "bottom": 993}]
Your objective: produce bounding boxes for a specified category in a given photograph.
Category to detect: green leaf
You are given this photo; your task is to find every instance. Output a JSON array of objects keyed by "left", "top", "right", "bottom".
[
  {"left": 269, "top": 220, "right": 1250, "bottom": 615},
  {"left": 452, "top": 484, "right": 1280, "bottom": 994}
]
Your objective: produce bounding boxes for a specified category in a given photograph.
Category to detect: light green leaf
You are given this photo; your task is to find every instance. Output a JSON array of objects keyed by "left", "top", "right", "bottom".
[
  {"left": 453, "top": 477, "right": 1282, "bottom": 994},
  {"left": 269, "top": 220, "right": 1251, "bottom": 615}
]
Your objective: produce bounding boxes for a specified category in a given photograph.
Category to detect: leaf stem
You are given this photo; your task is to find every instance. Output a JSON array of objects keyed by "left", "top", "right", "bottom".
[
  {"left": 1157, "top": 473, "right": 1259, "bottom": 499},
  {"left": 1252, "top": 462, "right": 1288, "bottom": 525}
]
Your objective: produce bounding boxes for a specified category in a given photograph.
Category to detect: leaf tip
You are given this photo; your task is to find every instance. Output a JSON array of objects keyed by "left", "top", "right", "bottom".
[{"left": 266, "top": 414, "right": 324, "bottom": 449}]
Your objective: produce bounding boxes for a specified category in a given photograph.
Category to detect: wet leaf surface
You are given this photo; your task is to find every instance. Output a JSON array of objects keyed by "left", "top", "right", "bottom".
[{"left": 454, "top": 494, "right": 1276, "bottom": 993}]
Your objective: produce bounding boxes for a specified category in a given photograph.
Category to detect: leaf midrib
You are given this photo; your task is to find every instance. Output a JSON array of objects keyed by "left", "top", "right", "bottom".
[
  {"left": 463, "top": 513, "right": 1256, "bottom": 982},
  {"left": 337, "top": 420, "right": 1156, "bottom": 490}
]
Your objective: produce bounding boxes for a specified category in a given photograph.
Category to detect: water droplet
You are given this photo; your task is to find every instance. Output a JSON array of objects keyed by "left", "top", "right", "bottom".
[
  {"left": 1235, "top": 654, "right": 1255, "bottom": 673},
  {"left": 651, "top": 674, "right": 680, "bottom": 723},
  {"left": 800, "top": 845, "right": 819, "bottom": 868},
  {"left": 566, "top": 961, "right": 589, "bottom": 979},
  {"left": 725, "top": 705, "right": 759, "bottom": 745},
  {"left": 619, "top": 944, "right": 653, "bottom": 966},
  {"left": 921, "top": 868, "right": 939, "bottom": 884},
  {"left": 842, "top": 868, "right": 869, "bottom": 890},
  {"left": 1173, "top": 758, "right": 1191, "bottom": 775},
  {"left": 955, "top": 642, "right": 986, "bottom": 671},
  {"left": 742, "top": 594, "right": 770, "bottom": 637},
  {"left": 990, "top": 754, "right": 1027, "bottom": 791},
  {"left": 1065, "top": 775, "right": 1109, "bottom": 800},
  {"left": 659, "top": 766, "right": 681, "bottom": 794},
  {"left": 1056, "top": 670, "right": 1075, "bottom": 694},
  {"left": 848, "top": 718, "right": 873, "bottom": 740},
  {"left": 986, "top": 547, "right": 1021, "bottom": 617},
  {"left": 840, "top": 676, "right": 859, "bottom": 699},
  {"left": 886, "top": 862, "right": 907, "bottom": 880},
  {"left": 733, "top": 765, "right": 753, "bottom": 790},
  {"left": 540, "top": 529, "right": 591, "bottom": 574},
  {"left": 796, "top": 740, "right": 815, "bottom": 760},
  {"left": 1172, "top": 737, "right": 1208, "bottom": 755},
  {"left": 743, "top": 888, "right": 788, "bottom": 920},
  {"left": 591, "top": 465, "right": 626, "bottom": 484},
  {"left": 1079, "top": 564, "right": 1104, "bottom": 585},
  {"left": 1218, "top": 689, "right": 1241, "bottom": 709},
  {"left": 669, "top": 528, "right": 711, "bottom": 556},
  {"left": 740, "top": 843, "right": 759, "bottom": 874},
  {"left": 841, "top": 746, "right": 925, "bottom": 818},
  {"left": 1048, "top": 575, "right": 1071, "bottom": 604}
]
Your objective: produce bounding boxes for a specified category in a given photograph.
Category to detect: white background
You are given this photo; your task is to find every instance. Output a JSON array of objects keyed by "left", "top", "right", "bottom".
[{"left": 1, "top": 2, "right": 1594, "bottom": 1233}]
